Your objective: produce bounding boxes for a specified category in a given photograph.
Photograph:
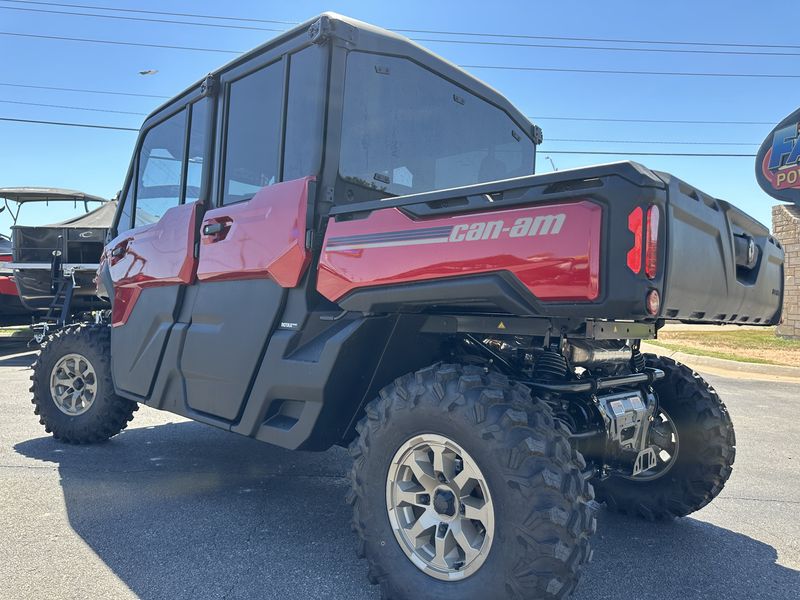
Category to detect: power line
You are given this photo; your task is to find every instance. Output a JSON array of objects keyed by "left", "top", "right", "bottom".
[
  {"left": 0, "top": 116, "right": 138, "bottom": 131},
  {"left": 463, "top": 64, "right": 800, "bottom": 79},
  {"left": 547, "top": 138, "right": 758, "bottom": 146},
  {"left": 531, "top": 115, "right": 773, "bottom": 125},
  {"left": 0, "top": 116, "right": 762, "bottom": 156},
  {"left": 0, "top": 99, "right": 147, "bottom": 116},
  {"left": 0, "top": 31, "right": 241, "bottom": 54},
  {"left": 412, "top": 36, "right": 800, "bottom": 57},
  {"left": 543, "top": 150, "right": 756, "bottom": 157},
  {"left": 0, "top": 5, "right": 285, "bottom": 33},
  {"left": 5, "top": 0, "right": 800, "bottom": 51},
  {"left": 0, "top": 103, "right": 762, "bottom": 145},
  {"left": 399, "top": 30, "right": 800, "bottom": 51},
  {"left": 2, "top": 4, "right": 797, "bottom": 57},
  {"left": 0, "top": 103, "right": 764, "bottom": 145},
  {"left": 0, "top": 0, "right": 298, "bottom": 25},
  {"left": 2, "top": 31, "right": 798, "bottom": 79},
  {"left": 0, "top": 82, "right": 774, "bottom": 127},
  {"left": 0, "top": 81, "right": 168, "bottom": 98}
]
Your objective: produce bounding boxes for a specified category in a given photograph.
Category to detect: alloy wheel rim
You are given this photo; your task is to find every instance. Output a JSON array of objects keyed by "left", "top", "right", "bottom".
[
  {"left": 49, "top": 353, "right": 98, "bottom": 416},
  {"left": 385, "top": 433, "right": 495, "bottom": 581}
]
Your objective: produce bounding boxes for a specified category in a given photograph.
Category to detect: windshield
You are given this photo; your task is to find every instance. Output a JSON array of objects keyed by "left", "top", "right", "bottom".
[{"left": 339, "top": 52, "right": 534, "bottom": 198}]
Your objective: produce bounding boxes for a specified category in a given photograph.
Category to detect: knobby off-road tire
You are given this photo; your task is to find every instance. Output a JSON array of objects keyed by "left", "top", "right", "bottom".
[
  {"left": 595, "top": 355, "right": 735, "bottom": 520},
  {"left": 348, "top": 363, "right": 596, "bottom": 600},
  {"left": 30, "top": 325, "right": 138, "bottom": 443}
]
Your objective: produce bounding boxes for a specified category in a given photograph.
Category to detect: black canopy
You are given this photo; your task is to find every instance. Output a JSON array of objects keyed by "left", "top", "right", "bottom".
[
  {"left": 45, "top": 201, "right": 118, "bottom": 228},
  {"left": 0, "top": 187, "right": 107, "bottom": 204}
]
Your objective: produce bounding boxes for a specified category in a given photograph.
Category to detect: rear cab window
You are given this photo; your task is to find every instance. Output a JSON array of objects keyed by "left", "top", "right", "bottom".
[{"left": 339, "top": 52, "right": 534, "bottom": 201}]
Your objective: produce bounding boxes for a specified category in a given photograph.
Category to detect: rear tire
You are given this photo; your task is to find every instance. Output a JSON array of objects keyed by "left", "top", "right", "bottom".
[
  {"left": 594, "top": 355, "right": 735, "bottom": 520},
  {"left": 348, "top": 363, "right": 595, "bottom": 600},
  {"left": 30, "top": 325, "right": 137, "bottom": 444}
]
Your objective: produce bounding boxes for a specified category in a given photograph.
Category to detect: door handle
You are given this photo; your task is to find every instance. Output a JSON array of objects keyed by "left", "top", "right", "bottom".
[
  {"left": 203, "top": 222, "right": 225, "bottom": 236},
  {"left": 109, "top": 240, "right": 130, "bottom": 264},
  {"left": 202, "top": 219, "right": 232, "bottom": 241}
]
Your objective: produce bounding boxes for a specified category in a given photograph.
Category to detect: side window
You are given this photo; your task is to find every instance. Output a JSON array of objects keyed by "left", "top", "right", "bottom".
[
  {"left": 283, "top": 46, "right": 326, "bottom": 181},
  {"left": 185, "top": 99, "right": 209, "bottom": 203},
  {"left": 221, "top": 62, "right": 283, "bottom": 205},
  {"left": 135, "top": 110, "right": 187, "bottom": 226},
  {"left": 116, "top": 181, "right": 134, "bottom": 234}
]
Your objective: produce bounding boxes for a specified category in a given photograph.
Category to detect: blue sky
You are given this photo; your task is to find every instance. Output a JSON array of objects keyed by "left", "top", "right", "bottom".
[{"left": 1, "top": 0, "right": 798, "bottom": 235}]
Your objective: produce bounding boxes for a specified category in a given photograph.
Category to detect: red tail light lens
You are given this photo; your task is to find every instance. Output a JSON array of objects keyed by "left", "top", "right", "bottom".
[
  {"left": 645, "top": 205, "right": 660, "bottom": 279},
  {"left": 626, "top": 207, "right": 643, "bottom": 274}
]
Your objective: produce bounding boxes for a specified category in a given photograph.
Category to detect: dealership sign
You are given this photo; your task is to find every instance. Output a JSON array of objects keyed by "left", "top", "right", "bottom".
[{"left": 756, "top": 107, "right": 800, "bottom": 204}]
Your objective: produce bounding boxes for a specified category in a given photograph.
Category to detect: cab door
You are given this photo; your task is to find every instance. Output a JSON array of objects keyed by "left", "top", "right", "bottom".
[
  {"left": 178, "top": 56, "right": 296, "bottom": 421},
  {"left": 177, "top": 46, "right": 324, "bottom": 422},
  {"left": 106, "top": 98, "right": 211, "bottom": 398}
]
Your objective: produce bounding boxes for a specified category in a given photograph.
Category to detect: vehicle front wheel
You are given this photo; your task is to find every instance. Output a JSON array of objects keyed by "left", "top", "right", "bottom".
[
  {"left": 348, "top": 363, "right": 595, "bottom": 600},
  {"left": 30, "top": 325, "right": 138, "bottom": 443}
]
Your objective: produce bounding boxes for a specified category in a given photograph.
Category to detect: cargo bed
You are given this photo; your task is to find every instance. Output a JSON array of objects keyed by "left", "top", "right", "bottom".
[{"left": 322, "top": 161, "right": 784, "bottom": 325}]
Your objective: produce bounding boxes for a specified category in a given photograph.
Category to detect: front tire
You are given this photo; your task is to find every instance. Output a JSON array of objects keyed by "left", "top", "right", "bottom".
[
  {"left": 594, "top": 355, "right": 736, "bottom": 520},
  {"left": 348, "top": 363, "right": 595, "bottom": 600},
  {"left": 30, "top": 325, "right": 138, "bottom": 443}
]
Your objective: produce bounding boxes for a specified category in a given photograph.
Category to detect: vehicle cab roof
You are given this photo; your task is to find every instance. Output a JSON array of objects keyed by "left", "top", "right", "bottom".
[{"left": 142, "top": 12, "right": 537, "bottom": 142}]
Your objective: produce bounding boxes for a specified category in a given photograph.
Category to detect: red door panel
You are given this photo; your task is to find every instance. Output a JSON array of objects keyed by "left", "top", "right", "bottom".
[
  {"left": 196, "top": 177, "right": 313, "bottom": 286},
  {"left": 105, "top": 201, "right": 200, "bottom": 326},
  {"left": 318, "top": 199, "right": 602, "bottom": 303}
]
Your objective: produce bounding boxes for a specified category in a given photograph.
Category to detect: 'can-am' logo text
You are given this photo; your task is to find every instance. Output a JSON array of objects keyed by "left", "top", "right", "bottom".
[
  {"left": 325, "top": 214, "right": 567, "bottom": 252},
  {"left": 449, "top": 214, "right": 566, "bottom": 242}
]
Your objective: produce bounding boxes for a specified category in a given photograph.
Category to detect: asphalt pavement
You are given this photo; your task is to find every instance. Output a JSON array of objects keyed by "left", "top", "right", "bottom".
[{"left": 0, "top": 348, "right": 798, "bottom": 600}]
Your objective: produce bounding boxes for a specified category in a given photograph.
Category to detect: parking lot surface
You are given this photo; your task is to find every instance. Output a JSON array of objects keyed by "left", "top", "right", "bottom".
[{"left": 0, "top": 349, "right": 798, "bottom": 600}]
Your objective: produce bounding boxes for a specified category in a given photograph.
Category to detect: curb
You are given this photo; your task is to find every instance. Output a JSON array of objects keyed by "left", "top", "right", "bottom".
[{"left": 641, "top": 342, "right": 800, "bottom": 382}]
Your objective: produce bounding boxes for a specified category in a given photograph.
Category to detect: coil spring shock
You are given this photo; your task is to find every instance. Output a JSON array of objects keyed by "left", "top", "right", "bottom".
[
  {"left": 631, "top": 348, "right": 646, "bottom": 372},
  {"left": 533, "top": 350, "right": 569, "bottom": 381}
]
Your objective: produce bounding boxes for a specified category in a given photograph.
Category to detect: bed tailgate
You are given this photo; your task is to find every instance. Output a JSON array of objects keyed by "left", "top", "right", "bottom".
[{"left": 658, "top": 172, "right": 784, "bottom": 325}]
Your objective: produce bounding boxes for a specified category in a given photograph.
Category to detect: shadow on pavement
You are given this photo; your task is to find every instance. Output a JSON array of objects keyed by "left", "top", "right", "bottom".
[
  {"left": 0, "top": 349, "right": 35, "bottom": 368},
  {"left": 15, "top": 421, "right": 800, "bottom": 600}
]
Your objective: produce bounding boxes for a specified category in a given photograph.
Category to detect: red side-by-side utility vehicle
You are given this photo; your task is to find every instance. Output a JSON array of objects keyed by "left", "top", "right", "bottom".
[{"left": 29, "top": 14, "right": 784, "bottom": 600}]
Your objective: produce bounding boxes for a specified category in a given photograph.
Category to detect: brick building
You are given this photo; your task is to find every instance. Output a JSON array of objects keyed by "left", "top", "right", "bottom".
[{"left": 773, "top": 204, "right": 800, "bottom": 339}]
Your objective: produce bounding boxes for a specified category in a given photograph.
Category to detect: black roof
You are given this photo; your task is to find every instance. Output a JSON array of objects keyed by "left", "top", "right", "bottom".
[
  {"left": 142, "top": 12, "right": 536, "bottom": 141},
  {"left": 0, "top": 187, "right": 107, "bottom": 204},
  {"left": 44, "top": 200, "right": 118, "bottom": 229}
]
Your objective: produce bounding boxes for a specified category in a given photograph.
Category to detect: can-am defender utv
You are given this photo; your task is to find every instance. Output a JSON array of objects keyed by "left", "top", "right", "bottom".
[{"left": 30, "top": 13, "right": 784, "bottom": 600}]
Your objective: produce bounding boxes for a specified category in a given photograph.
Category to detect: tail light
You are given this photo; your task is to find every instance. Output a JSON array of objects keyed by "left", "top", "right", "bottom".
[
  {"left": 646, "top": 289, "right": 661, "bottom": 315},
  {"left": 626, "top": 207, "right": 643, "bottom": 274},
  {"left": 645, "top": 205, "right": 660, "bottom": 279}
]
